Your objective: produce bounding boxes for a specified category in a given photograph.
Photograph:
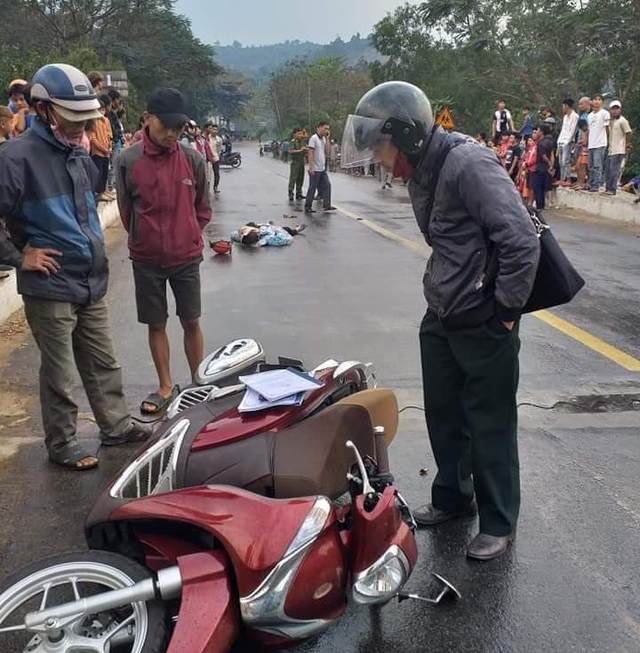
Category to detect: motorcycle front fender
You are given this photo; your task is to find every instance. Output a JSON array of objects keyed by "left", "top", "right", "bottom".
[{"left": 168, "top": 550, "right": 239, "bottom": 653}]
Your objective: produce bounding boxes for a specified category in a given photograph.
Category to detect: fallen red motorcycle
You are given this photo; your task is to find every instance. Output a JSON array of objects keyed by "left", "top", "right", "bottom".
[{"left": 0, "top": 340, "right": 460, "bottom": 653}]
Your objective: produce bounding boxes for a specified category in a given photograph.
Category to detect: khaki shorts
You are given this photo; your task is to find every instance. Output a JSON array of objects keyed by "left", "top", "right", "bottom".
[{"left": 132, "top": 257, "right": 202, "bottom": 325}]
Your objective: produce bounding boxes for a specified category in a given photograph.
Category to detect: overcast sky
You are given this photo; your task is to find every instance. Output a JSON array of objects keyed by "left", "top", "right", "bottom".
[{"left": 174, "top": 0, "right": 420, "bottom": 46}]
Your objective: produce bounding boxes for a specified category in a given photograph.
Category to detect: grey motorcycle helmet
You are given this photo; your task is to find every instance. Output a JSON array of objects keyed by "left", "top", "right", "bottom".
[{"left": 341, "top": 81, "right": 434, "bottom": 168}]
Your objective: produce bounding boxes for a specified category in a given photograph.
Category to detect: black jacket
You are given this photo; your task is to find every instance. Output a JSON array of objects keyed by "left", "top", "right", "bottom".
[{"left": 409, "top": 127, "right": 540, "bottom": 328}]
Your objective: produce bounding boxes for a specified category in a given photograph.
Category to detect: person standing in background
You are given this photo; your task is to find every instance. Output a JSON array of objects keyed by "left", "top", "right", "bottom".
[
  {"left": 557, "top": 99, "right": 579, "bottom": 186},
  {"left": 288, "top": 128, "right": 306, "bottom": 201},
  {"left": 504, "top": 132, "right": 522, "bottom": 183},
  {"left": 90, "top": 94, "right": 114, "bottom": 202},
  {"left": 587, "top": 94, "right": 610, "bottom": 192},
  {"left": 0, "top": 105, "right": 13, "bottom": 146},
  {"left": 208, "top": 124, "right": 223, "bottom": 194},
  {"left": 87, "top": 72, "right": 105, "bottom": 94},
  {"left": 605, "top": 101, "right": 632, "bottom": 195},
  {"left": 7, "top": 80, "right": 30, "bottom": 136},
  {"left": 106, "top": 88, "right": 125, "bottom": 154},
  {"left": 330, "top": 139, "right": 340, "bottom": 172},
  {"left": 518, "top": 106, "right": 534, "bottom": 141},
  {"left": 181, "top": 120, "right": 198, "bottom": 150},
  {"left": 304, "top": 121, "right": 337, "bottom": 214},
  {"left": 532, "top": 124, "right": 555, "bottom": 209},
  {"left": 492, "top": 100, "right": 514, "bottom": 143}
]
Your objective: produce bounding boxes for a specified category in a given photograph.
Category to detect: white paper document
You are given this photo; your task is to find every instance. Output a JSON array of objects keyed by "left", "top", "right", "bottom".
[
  {"left": 239, "top": 368, "right": 324, "bottom": 403},
  {"left": 238, "top": 387, "right": 305, "bottom": 413}
]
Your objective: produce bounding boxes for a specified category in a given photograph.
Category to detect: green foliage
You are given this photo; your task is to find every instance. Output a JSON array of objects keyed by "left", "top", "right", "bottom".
[
  {"left": 370, "top": 0, "right": 640, "bottom": 168},
  {"left": 0, "top": 0, "right": 224, "bottom": 125},
  {"left": 216, "top": 36, "right": 383, "bottom": 82},
  {"left": 269, "top": 57, "right": 372, "bottom": 140}
]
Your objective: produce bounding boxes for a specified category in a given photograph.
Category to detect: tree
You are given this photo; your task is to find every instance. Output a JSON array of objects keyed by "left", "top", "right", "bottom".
[
  {"left": 0, "top": 0, "right": 222, "bottom": 127},
  {"left": 370, "top": 0, "right": 640, "bottom": 163},
  {"left": 269, "top": 57, "right": 372, "bottom": 139}
]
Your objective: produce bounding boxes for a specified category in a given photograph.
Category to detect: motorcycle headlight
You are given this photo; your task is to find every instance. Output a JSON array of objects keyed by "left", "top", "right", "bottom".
[{"left": 352, "top": 545, "right": 410, "bottom": 605}]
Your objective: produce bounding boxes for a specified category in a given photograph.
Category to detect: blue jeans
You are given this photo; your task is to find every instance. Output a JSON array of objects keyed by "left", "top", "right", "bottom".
[
  {"left": 588, "top": 147, "right": 606, "bottom": 189},
  {"left": 605, "top": 154, "right": 624, "bottom": 193},
  {"left": 305, "top": 170, "right": 332, "bottom": 210},
  {"left": 557, "top": 143, "right": 572, "bottom": 181}
]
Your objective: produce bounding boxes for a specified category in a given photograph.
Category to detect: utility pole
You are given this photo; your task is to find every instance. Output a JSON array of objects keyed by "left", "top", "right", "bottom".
[
  {"left": 307, "top": 74, "right": 312, "bottom": 128},
  {"left": 271, "top": 87, "right": 282, "bottom": 132}
]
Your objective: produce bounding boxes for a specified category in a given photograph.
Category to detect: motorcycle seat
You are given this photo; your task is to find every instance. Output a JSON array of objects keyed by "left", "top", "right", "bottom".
[{"left": 272, "top": 403, "right": 376, "bottom": 500}]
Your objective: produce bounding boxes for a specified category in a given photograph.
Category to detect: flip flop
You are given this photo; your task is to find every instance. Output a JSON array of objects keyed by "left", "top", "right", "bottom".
[
  {"left": 140, "top": 385, "right": 180, "bottom": 415},
  {"left": 100, "top": 422, "right": 152, "bottom": 447},
  {"left": 48, "top": 443, "right": 99, "bottom": 471}
]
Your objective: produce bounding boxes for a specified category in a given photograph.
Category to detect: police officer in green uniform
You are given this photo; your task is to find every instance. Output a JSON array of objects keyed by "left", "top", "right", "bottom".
[
  {"left": 288, "top": 128, "right": 307, "bottom": 201},
  {"left": 342, "top": 82, "right": 540, "bottom": 561}
]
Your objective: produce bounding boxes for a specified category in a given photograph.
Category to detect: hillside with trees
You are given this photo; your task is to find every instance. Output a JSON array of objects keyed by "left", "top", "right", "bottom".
[
  {"left": 215, "top": 35, "right": 382, "bottom": 81},
  {"left": 0, "top": 0, "right": 222, "bottom": 124}
]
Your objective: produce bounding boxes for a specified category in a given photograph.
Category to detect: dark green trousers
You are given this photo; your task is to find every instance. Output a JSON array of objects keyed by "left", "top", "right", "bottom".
[
  {"left": 419, "top": 312, "right": 521, "bottom": 536},
  {"left": 289, "top": 160, "right": 305, "bottom": 195}
]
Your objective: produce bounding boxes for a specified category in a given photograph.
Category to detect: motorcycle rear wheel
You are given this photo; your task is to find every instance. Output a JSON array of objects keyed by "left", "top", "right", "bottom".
[
  {"left": 0, "top": 551, "right": 168, "bottom": 653},
  {"left": 231, "top": 158, "right": 242, "bottom": 168}
]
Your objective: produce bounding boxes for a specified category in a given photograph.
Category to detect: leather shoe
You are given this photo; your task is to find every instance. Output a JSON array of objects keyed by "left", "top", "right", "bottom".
[
  {"left": 413, "top": 501, "right": 477, "bottom": 527},
  {"left": 466, "top": 532, "right": 513, "bottom": 560}
]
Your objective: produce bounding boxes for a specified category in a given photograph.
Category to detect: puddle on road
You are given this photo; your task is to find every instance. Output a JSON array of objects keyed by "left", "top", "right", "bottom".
[{"left": 553, "top": 393, "right": 640, "bottom": 413}]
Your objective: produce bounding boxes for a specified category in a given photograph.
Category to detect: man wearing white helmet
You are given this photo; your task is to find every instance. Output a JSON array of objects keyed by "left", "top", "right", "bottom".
[
  {"left": 343, "top": 81, "right": 540, "bottom": 560},
  {"left": 0, "top": 63, "right": 149, "bottom": 471}
]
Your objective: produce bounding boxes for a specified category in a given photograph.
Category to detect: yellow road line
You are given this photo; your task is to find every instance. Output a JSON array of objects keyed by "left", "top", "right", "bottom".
[
  {"left": 335, "top": 204, "right": 640, "bottom": 372},
  {"left": 533, "top": 310, "right": 640, "bottom": 371},
  {"left": 336, "top": 205, "right": 430, "bottom": 255}
]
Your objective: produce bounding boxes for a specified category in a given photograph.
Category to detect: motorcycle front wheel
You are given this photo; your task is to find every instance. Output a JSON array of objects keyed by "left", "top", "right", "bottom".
[
  {"left": 231, "top": 158, "right": 241, "bottom": 168},
  {"left": 0, "top": 551, "right": 168, "bottom": 653}
]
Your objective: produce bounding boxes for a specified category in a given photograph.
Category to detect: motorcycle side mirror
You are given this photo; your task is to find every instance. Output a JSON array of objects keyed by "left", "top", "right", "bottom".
[{"left": 397, "top": 573, "right": 462, "bottom": 606}]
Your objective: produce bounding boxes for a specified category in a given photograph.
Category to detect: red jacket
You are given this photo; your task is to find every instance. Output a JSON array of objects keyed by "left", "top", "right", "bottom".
[{"left": 115, "top": 129, "right": 212, "bottom": 267}]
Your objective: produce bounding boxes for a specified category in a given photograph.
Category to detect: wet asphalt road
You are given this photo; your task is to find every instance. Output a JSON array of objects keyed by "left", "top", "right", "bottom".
[{"left": 0, "top": 144, "right": 639, "bottom": 652}]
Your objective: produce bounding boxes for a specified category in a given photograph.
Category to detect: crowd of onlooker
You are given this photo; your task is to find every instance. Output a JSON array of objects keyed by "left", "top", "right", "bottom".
[
  {"left": 1, "top": 73, "right": 128, "bottom": 203},
  {"left": 480, "top": 97, "right": 638, "bottom": 210},
  {"left": 261, "top": 134, "right": 342, "bottom": 172},
  {"left": 1, "top": 72, "right": 234, "bottom": 201}
]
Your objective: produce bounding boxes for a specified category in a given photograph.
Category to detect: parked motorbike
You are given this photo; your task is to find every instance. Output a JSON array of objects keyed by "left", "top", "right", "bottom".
[
  {"left": 220, "top": 150, "right": 242, "bottom": 168},
  {"left": 0, "top": 340, "right": 460, "bottom": 653}
]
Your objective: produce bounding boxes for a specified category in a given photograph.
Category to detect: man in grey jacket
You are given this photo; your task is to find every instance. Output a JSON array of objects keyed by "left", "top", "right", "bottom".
[{"left": 343, "top": 82, "right": 540, "bottom": 560}]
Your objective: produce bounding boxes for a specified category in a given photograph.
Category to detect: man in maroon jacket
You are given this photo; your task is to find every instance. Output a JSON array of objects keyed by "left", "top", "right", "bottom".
[{"left": 116, "top": 88, "right": 212, "bottom": 413}]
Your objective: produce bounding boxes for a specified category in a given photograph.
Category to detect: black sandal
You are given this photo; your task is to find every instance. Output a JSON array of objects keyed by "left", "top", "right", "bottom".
[
  {"left": 48, "top": 443, "right": 99, "bottom": 471},
  {"left": 100, "top": 422, "right": 152, "bottom": 447},
  {"left": 140, "top": 385, "right": 180, "bottom": 415}
]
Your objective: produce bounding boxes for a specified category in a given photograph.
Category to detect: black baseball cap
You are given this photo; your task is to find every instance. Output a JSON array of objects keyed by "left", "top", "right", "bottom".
[{"left": 146, "top": 87, "right": 189, "bottom": 129}]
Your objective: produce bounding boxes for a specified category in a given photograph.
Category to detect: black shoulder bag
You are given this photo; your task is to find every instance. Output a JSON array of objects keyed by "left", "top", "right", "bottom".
[
  {"left": 484, "top": 204, "right": 585, "bottom": 312},
  {"left": 520, "top": 206, "right": 585, "bottom": 313},
  {"left": 425, "top": 137, "right": 584, "bottom": 313}
]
